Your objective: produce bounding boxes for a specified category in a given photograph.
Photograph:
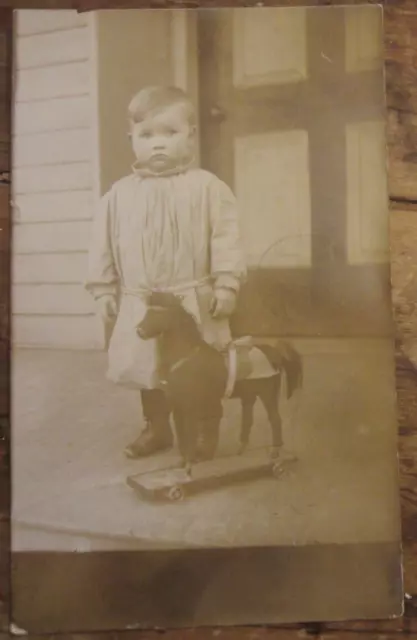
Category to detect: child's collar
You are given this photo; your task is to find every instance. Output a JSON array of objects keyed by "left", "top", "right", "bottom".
[{"left": 132, "top": 157, "right": 195, "bottom": 179}]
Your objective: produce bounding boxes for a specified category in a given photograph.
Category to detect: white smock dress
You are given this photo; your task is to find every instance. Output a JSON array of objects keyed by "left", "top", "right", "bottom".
[{"left": 85, "top": 166, "right": 246, "bottom": 390}]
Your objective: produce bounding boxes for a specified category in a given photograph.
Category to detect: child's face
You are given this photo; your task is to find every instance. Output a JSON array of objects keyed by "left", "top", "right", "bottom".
[{"left": 130, "top": 103, "right": 195, "bottom": 173}]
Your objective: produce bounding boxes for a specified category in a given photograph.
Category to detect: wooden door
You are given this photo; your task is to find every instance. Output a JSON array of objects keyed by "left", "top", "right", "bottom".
[{"left": 197, "top": 7, "right": 390, "bottom": 338}]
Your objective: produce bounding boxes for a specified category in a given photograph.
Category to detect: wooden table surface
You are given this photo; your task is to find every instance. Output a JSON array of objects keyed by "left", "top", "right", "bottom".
[{"left": 2, "top": 0, "right": 417, "bottom": 637}]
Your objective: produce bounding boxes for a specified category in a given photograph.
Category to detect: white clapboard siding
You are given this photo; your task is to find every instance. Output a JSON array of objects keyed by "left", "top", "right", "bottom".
[
  {"left": 14, "top": 162, "right": 92, "bottom": 195},
  {"left": 13, "top": 315, "right": 101, "bottom": 350},
  {"left": 13, "top": 283, "right": 94, "bottom": 315},
  {"left": 13, "top": 96, "right": 91, "bottom": 135},
  {"left": 14, "top": 220, "right": 92, "bottom": 254},
  {"left": 15, "top": 62, "right": 90, "bottom": 103},
  {"left": 16, "top": 10, "right": 88, "bottom": 36},
  {"left": 13, "top": 190, "right": 93, "bottom": 224},
  {"left": 16, "top": 27, "right": 90, "bottom": 70},
  {"left": 13, "top": 129, "right": 92, "bottom": 167},
  {"left": 12, "top": 10, "right": 96, "bottom": 349},
  {"left": 13, "top": 252, "right": 89, "bottom": 284}
]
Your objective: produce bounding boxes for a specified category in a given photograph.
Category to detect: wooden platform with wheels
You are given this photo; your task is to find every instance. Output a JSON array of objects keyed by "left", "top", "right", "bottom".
[{"left": 126, "top": 450, "right": 297, "bottom": 503}]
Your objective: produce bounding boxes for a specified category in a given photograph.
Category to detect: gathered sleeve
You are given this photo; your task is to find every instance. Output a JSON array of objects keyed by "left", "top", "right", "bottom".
[
  {"left": 85, "top": 188, "right": 119, "bottom": 300},
  {"left": 209, "top": 176, "right": 247, "bottom": 292}
]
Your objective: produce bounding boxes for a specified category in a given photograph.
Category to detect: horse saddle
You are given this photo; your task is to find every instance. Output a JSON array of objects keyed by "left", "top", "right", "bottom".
[{"left": 222, "top": 336, "right": 255, "bottom": 398}]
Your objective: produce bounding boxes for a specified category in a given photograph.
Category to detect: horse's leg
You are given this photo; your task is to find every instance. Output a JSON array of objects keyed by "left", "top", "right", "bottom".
[
  {"left": 173, "top": 399, "right": 200, "bottom": 472},
  {"left": 172, "top": 406, "right": 188, "bottom": 468},
  {"left": 239, "top": 392, "right": 256, "bottom": 454},
  {"left": 172, "top": 406, "right": 196, "bottom": 471},
  {"left": 258, "top": 375, "right": 283, "bottom": 452},
  {"left": 196, "top": 403, "right": 223, "bottom": 461},
  {"left": 183, "top": 412, "right": 200, "bottom": 474}
]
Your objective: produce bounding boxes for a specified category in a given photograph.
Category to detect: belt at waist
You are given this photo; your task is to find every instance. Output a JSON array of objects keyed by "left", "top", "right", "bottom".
[{"left": 121, "top": 276, "right": 211, "bottom": 298}]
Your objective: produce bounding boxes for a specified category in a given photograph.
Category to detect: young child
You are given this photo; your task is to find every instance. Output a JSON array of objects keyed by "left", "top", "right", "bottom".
[{"left": 85, "top": 85, "right": 246, "bottom": 459}]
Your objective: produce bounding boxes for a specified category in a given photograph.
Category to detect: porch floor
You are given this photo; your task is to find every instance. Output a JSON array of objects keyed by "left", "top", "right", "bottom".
[{"left": 11, "top": 339, "right": 400, "bottom": 551}]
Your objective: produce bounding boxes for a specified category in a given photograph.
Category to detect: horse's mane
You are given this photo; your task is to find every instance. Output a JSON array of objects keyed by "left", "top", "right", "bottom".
[
  {"left": 147, "top": 291, "right": 204, "bottom": 342},
  {"left": 173, "top": 304, "right": 203, "bottom": 341}
]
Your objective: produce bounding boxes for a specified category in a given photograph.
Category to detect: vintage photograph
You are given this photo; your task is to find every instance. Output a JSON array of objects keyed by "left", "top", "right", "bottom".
[{"left": 9, "top": 4, "right": 403, "bottom": 630}]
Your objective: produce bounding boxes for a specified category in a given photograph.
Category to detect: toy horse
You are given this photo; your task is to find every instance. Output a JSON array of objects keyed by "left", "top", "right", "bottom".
[{"left": 137, "top": 291, "right": 303, "bottom": 473}]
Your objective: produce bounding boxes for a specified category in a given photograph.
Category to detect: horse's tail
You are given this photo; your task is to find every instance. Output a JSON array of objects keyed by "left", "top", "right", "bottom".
[
  {"left": 280, "top": 341, "right": 303, "bottom": 399},
  {"left": 255, "top": 340, "right": 303, "bottom": 399},
  {"left": 271, "top": 340, "right": 303, "bottom": 400}
]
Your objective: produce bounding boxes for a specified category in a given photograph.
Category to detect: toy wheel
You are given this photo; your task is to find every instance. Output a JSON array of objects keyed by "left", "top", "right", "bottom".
[
  {"left": 167, "top": 485, "right": 184, "bottom": 502},
  {"left": 272, "top": 462, "right": 285, "bottom": 479}
]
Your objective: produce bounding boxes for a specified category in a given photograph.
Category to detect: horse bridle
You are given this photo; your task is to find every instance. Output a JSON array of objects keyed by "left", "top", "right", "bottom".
[{"left": 166, "top": 345, "right": 202, "bottom": 375}]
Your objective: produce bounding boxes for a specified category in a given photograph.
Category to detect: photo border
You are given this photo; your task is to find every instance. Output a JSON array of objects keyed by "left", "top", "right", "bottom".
[{"left": 2, "top": 1, "right": 407, "bottom": 633}]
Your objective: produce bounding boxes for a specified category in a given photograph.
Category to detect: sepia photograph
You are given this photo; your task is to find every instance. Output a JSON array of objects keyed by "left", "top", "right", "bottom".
[{"left": 10, "top": 4, "right": 403, "bottom": 631}]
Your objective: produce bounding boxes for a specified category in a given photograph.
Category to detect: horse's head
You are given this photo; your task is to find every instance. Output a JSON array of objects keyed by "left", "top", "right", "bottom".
[{"left": 136, "top": 291, "right": 197, "bottom": 340}]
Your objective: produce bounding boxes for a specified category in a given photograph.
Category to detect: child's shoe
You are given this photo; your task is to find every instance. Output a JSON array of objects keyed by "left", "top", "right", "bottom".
[
  {"left": 124, "top": 419, "right": 173, "bottom": 458},
  {"left": 124, "top": 388, "right": 173, "bottom": 458}
]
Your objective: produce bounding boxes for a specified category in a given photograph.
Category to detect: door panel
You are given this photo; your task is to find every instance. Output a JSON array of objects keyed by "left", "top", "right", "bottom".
[
  {"left": 232, "top": 8, "right": 307, "bottom": 88},
  {"left": 235, "top": 129, "right": 311, "bottom": 268},
  {"left": 346, "top": 120, "right": 389, "bottom": 265},
  {"left": 345, "top": 6, "right": 383, "bottom": 73}
]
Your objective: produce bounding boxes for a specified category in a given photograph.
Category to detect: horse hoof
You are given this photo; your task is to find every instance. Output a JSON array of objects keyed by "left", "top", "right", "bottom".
[
  {"left": 270, "top": 446, "right": 282, "bottom": 460},
  {"left": 276, "top": 449, "right": 297, "bottom": 464},
  {"left": 185, "top": 463, "right": 193, "bottom": 478}
]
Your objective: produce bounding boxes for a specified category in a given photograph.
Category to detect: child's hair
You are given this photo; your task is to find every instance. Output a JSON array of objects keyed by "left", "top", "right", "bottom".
[{"left": 128, "top": 85, "right": 196, "bottom": 127}]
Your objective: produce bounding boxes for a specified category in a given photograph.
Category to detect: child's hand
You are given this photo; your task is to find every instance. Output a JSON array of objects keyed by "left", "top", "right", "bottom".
[
  {"left": 210, "top": 288, "right": 237, "bottom": 319},
  {"left": 96, "top": 294, "right": 117, "bottom": 322}
]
